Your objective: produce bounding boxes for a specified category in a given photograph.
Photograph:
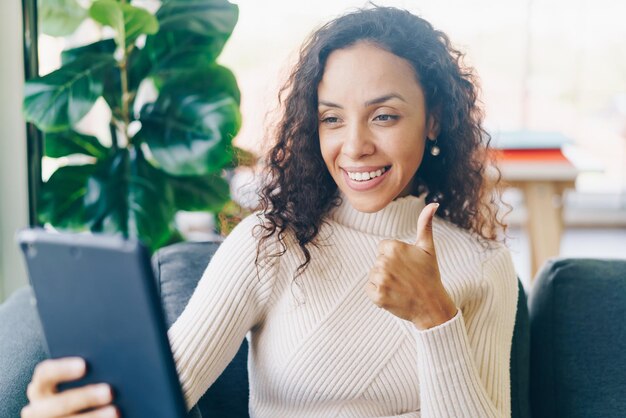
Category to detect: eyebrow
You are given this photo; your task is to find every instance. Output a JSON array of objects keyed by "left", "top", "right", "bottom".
[
  {"left": 318, "top": 93, "right": 407, "bottom": 109},
  {"left": 365, "top": 93, "right": 407, "bottom": 107}
]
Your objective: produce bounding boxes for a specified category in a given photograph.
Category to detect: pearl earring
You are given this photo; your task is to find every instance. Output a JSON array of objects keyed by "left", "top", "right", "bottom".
[{"left": 429, "top": 137, "right": 441, "bottom": 157}]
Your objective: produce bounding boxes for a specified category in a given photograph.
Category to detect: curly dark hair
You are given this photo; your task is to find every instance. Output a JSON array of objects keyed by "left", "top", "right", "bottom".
[{"left": 256, "top": 6, "right": 507, "bottom": 276}]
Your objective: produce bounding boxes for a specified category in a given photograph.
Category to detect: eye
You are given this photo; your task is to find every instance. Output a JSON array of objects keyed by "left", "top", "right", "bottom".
[
  {"left": 320, "top": 116, "right": 340, "bottom": 124},
  {"left": 373, "top": 114, "right": 399, "bottom": 122}
]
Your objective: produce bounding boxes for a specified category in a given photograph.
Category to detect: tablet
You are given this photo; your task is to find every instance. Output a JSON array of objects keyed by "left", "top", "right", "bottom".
[{"left": 17, "top": 229, "right": 188, "bottom": 418}]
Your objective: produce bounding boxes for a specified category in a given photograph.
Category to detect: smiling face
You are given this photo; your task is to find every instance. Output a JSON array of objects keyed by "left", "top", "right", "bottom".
[{"left": 318, "top": 41, "right": 438, "bottom": 213}]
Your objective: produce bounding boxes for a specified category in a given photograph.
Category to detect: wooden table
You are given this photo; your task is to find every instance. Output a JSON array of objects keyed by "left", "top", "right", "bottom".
[{"left": 499, "top": 162, "right": 578, "bottom": 279}]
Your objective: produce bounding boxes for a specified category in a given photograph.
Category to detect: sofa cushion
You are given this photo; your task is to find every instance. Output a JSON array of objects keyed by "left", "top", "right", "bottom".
[
  {"left": 152, "top": 240, "right": 250, "bottom": 418},
  {"left": 152, "top": 241, "right": 223, "bottom": 328},
  {"left": 529, "top": 258, "right": 626, "bottom": 418}
]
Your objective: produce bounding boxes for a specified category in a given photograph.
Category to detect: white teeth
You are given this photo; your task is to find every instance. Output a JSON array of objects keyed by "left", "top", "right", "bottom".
[{"left": 347, "top": 167, "right": 387, "bottom": 182}]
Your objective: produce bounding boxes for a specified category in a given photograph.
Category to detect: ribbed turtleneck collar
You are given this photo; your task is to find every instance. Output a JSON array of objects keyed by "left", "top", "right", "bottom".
[{"left": 329, "top": 193, "right": 427, "bottom": 238}]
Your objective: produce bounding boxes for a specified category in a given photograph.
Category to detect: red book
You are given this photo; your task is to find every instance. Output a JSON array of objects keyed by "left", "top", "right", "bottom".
[{"left": 495, "top": 149, "right": 570, "bottom": 163}]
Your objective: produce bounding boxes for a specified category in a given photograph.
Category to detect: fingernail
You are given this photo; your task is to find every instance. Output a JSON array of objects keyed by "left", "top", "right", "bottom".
[
  {"left": 96, "top": 384, "right": 113, "bottom": 401},
  {"left": 103, "top": 405, "right": 119, "bottom": 418},
  {"left": 68, "top": 358, "right": 86, "bottom": 373}
]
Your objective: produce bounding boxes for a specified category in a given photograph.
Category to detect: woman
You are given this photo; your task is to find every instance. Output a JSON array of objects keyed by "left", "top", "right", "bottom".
[{"left": 23, "top": 6, "right": 517, "bottom": 418}]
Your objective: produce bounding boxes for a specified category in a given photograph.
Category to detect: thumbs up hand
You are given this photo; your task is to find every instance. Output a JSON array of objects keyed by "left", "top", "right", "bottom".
[{"left": 365, "top": 203, "right": 458, "bottom": 330}]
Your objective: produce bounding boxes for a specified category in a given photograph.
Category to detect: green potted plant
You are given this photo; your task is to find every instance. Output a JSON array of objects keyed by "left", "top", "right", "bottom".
[{"left": 23, "top": 0, "right": 246, "bottom": 251}]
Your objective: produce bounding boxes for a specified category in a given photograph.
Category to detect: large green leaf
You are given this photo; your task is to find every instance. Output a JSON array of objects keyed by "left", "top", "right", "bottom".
[
  {"left": 39, "top": 0, "right": 87, "bottom": 37},
  {"left": 90, "top": 0, "right": 159, "bottom": 48},
  {"left": 143, "top": 32, "right": 225, "bottom": 78},
  {"left": 156, "top": 0, "right": 238, "bottom": 37},
  {"left": 83, "top": 150, "right": 128, "bottom": 235},
  {"left": 84, "top": 148, "right": 177, "bottom": 251},
  {"left": 39, "top": 164, "right": 97, "bottom": 229},
  {"left": 138, "top": 86, "right": 240, "bottom": 176},
  {"left": 142, "top": 0, "right": 237, "bottom": 74},
  {"left": 167, "top": 173, "right": 230, "bottom": 212},
  {"left": 61, "top": 39, "right": 117, "bottom": 65},
  {"left": 44, "top": 130, "right": 109, "bottom": 159},
  {"left": 60, "top": 40, "right": 123, "bottom": 115},
  {"left": 23, "top": 54, "right": 116, "bottom": 132},
  {"left": 127, "top": 46, "right": 153, "bottom": 93},
  {"left": 61, "top": 39, "right": 152, "bottom": 115},
  {"left": 152, "top": 63, "right": 240, "bottom": 106},
  {"left": 89, "top": 1, "right": 124, "bottom": 44},
  {"left": 123, "top": 4, "right": 159, "bottom": 44}
]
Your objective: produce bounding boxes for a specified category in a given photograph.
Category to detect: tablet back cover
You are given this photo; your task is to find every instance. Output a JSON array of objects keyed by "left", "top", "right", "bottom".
[{"left": 18, "top": 230, "right": 187, "bottom": 418}]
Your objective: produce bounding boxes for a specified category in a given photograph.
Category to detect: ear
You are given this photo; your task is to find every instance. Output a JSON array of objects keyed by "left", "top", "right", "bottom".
[{"left": 426, "top": 112, "right": 440, "bottom": 140}]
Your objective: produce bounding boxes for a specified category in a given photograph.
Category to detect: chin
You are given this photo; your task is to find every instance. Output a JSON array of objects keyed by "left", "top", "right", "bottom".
[{"left": 343, "top": 193, "right": 391, "bottom": 213}]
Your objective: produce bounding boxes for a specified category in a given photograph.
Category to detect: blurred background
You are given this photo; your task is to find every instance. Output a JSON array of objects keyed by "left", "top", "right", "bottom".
[{"left": 1, "top": 0, "right": 625, "bottom": 301}]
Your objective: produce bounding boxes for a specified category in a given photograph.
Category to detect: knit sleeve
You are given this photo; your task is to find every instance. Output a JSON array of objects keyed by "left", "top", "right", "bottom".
[
  {"left": 413, "top": 246, "right": 518, "bottom": 418},
  {"left": 167, "top": 214, "right": 277, "bottom": 409}
]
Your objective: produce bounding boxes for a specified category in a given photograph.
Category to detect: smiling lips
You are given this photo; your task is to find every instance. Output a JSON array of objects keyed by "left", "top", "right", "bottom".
[
  {"left": 347, "top": 166, "right": 387, "bottom": 181},
  {"left": 342, "top": 165, "right": 391, "bottom": 191}
]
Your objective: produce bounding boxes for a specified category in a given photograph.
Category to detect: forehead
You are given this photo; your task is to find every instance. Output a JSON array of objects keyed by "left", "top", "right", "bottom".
[{"left": 317, "top": 41, "right": 422, "bottom": 101}]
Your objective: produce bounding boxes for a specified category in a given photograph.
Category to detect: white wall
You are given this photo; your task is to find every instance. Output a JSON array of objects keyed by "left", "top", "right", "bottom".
[{"left": 0, "top": 0, "right": 29, "bottom": 301}]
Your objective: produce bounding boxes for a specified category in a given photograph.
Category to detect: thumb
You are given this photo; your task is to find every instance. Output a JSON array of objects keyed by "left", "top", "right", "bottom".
[{"left": 415, "top": 202, "right": 439, "bottom": 254}]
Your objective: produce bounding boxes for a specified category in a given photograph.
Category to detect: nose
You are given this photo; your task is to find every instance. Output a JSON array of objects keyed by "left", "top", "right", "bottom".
[{"left": 342, "top": 121, "right": 375, "bottom": 159}]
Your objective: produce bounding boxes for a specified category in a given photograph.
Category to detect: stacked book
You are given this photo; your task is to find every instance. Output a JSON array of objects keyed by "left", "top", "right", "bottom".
[{"left": 490, "top": 130, "right": 579, "bottom": 181}]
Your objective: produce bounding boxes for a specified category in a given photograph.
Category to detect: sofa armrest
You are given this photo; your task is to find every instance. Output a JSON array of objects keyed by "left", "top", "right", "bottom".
[
  {"left": 529, "top": 258, "right": 626, "bottom": 418},
  {"left": 0, "top": 287, "right": 48, "bottom": 417}
]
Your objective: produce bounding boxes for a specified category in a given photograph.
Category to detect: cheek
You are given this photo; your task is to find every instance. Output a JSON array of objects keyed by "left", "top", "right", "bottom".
[
  {"left": 319, "top": 134, "right": 337, "bottom": 169},
  {"left": 411, "top": 143, "right": 426, "bottom": 171},
  {"left": 412, "top": 141, "right": 426, "bottom": 164},
  {"left": 394, "top": 135, "right": 426, "bottom": 177}
]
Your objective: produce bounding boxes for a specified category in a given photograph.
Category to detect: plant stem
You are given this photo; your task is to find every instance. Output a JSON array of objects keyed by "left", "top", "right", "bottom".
[
  {"left": 109, "top": 123, "right": 119, "bottom": 151},
  {"left": 118, "top": 0, "right": 131, "bottom": 146},
  {"left": 120, "top": 56, "right": 130, "bottom": 143}
]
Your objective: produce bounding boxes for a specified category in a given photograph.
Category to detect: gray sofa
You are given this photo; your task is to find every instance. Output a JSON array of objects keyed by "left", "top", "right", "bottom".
[{"left": 0, "top": 240, "right": 624, "bottom": 418}]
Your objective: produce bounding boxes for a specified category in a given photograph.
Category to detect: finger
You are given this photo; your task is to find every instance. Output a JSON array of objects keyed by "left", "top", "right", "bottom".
[
  {"left": 368, "top": 265, "right": 386, "bottom": 285},
  {"left": 28, "top": 358, "right": 86, "bottom": 399},
  {"left": 415, "top": 203, "right": 439, "bottom": 254},
  {"left": 24, "top": 383, "right": 113, "bottom": 418},
  {"left": 22, "top": 405, "right": 118, "bottom": 418},
  {"left": 365, "top": 280, "right": 377, "bottom": 296},
  {"left": 374, "top": 254, "right": 388, "bottom": 270},
  {"left": 70, "top": 405, "right": 119, "bottom": 418},
  {"left": 365, "top": 281, "right": 383, "bottom": 307},
  {"left": 367, "top": 268, "right": 393, "bottom": 293}
]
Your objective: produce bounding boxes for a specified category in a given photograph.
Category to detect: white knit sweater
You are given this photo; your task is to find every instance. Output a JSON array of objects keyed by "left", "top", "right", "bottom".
[{"left": 168, "top": 194, "right": 518, "bottom": 417}]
